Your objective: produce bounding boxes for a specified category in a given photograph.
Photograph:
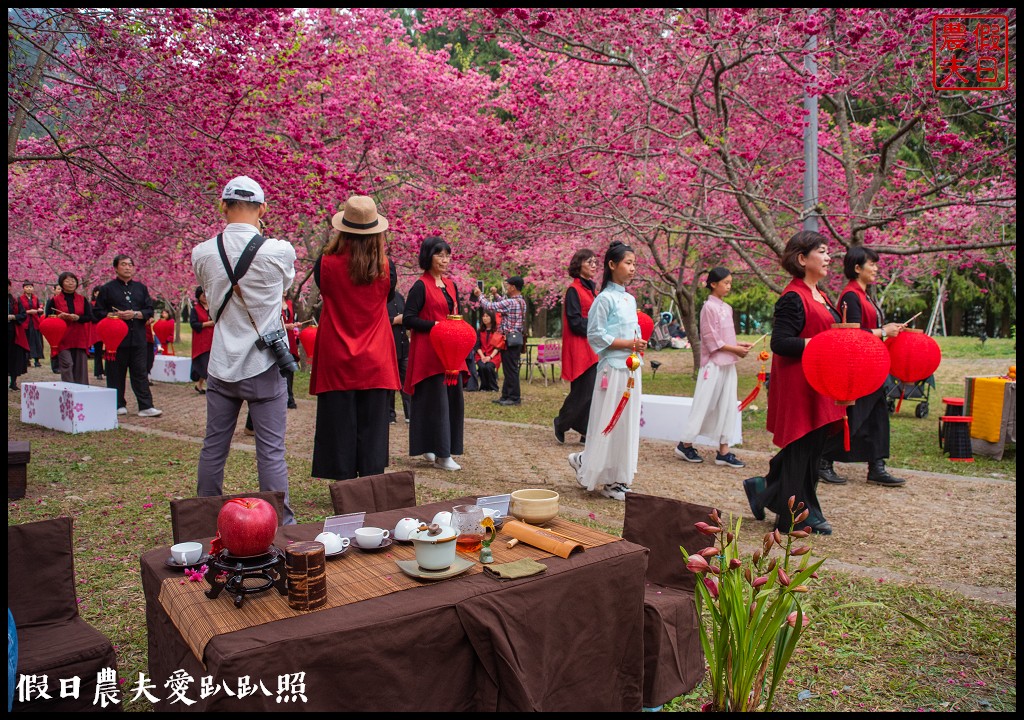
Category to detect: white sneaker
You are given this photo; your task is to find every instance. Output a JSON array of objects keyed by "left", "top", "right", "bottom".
[
  {"left": 600, "top": 483, "right": 631, "bottom": 501},
  {"left": 568, "top": 452, "right": 586, "bottom": 488},
  {"left": 434, "top": 456, "right": 461, "bottom": 471},
  {"left": 116, "top": 407, "right": 128, "bottom": 416},
  {"left": 138, "top": 407, "right": 163, "bottom": 417},
  {"left": 421, "top": 452, "right": 436, "bottom": 463}
]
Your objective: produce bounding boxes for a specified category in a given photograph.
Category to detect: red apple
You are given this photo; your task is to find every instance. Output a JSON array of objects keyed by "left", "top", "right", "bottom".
[{"left": 215, "top": 497, "right": 278, "bottom": 557}]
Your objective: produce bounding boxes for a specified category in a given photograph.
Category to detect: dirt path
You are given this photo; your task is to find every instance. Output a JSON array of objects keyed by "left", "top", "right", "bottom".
[{"left": 13, "top": 359, "right": 1016, "bottom": 607}]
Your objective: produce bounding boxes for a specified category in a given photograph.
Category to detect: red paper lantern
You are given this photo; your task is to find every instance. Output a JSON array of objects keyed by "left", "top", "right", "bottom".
[
  {"left": 96, "top": 317, "right": 129, "bottom": 360},
  {"left": 885, "top": 328, "right": 942, "bottom": 412},
  {"left": 430, "top": 315, "right": 477, "bottom": 385},
  {"left": 637, "top": 311, "right": 655, "bottom": 341},
  {"left": 803, "top": 323, "right": 890, "bottom": 449},
  {"left": 154, "top": 319, "right": 175, "bottom": 353},
  {"left": 299, "top": 326, "right": 317, "bottom": 357},
  {"left": 39, "top": 316, "right": 68, "bottom": 352}
]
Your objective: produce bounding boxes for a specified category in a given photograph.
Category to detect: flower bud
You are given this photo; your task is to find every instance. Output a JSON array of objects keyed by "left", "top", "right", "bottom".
[
  {"left": 810, "top": 571, "right": 819, "bottom": 579},
  {"left": 786, "top": 610, "right": 799, "bottom": 628},
  {"left": 703, "top": 576, "right": 719, "bottom": 599},
  {"left": 795, "top": 509, "right": 810, "bottom": 524},
  {"left": 777, "top": 567, "right": 790, "bottom": 586},
  {"left": 795, "top": 501, "right": 805, "bottom": 511},
  {"left": 729, "top": 558, "right": 742, "bottom": 570},
  {"left": 773, "top": 529, "right": 784, "bottom": 546},
  {"left": 788, "top": 495, "right": 796, "bottom": 510},
  {"left": 790, "top": 530, "right": 809, "bottom": 539},
  {"left": 752, "top": 575, "right": 769, "bottom": 588},
  {"left": 709, "top": 563, "right": 721, "bottom": 575},
  {"left": 767, "top": 557, "right": 777, "bottom": 572},
  {"left": 700, "top": 546, "right": 719, "bottom": 559},
  {"left": 744, "top": 567, "right": 752, "bottom": 583},
  {"left": 726, "top": 532, "right": 734, "bottom": 544},
  {"left": 710, "top": 508, "right": 721, "bottom": 524},
  {"left": 792, "top": 585, "right": 809, "bottom": 593},
  {"left": 750, "top": 602, "right": 757, "bottom": 618},
  {"left": 695, "top": 521, "right": 722, "bottom": 535},
  {"left": 686, "top": 554, "right": 710, "bottom": 573},
  {"left": 752, "top": 549, "right": 761, "bottom": 564},
  {"left": 791, "top": 545, "right": 810, "bottom": 556}
]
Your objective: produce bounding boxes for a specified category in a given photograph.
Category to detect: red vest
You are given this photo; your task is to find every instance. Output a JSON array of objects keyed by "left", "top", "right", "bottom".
[
  {"left": 282, "top": 299, "right": 298, "bottom": 356},
  {"left": 478, "top": 328, "right": 502, "bottom": 366},
  {"left": 839, "top": 280, "right": 879, "bottom": 330},
  {"left": 404, "top": 273, "right": 462, "bottom": 395},
  {"left": 766, "top": 279, "right": 846, "bottom": 449},
  {"left": 18, "top": 294, "right": 41, "bottom": 330},
  {"left": 192, "top": 303, "right": 214, "bottom": 358},
  {"left": 560, "top": 278, "right": 598, "bottom": 382},
  {"left": 51, "top": 294, "right": 91, "bottom": 350},
  {"left": 9, "top": 295, "right": 28, "bottom": 351},
  {"left": 309, "top": 253, "right": 399, "bottom": 394}
]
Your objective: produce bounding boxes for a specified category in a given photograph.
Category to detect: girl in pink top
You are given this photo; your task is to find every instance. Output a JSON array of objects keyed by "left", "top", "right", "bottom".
[{"left": 675, "top": 267, "right": 753, "bottom": 467}]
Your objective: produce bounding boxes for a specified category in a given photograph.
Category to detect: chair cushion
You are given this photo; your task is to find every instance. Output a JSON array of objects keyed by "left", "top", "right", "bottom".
[
  {"left": 170, "top": 491, "right": 285, "bottom": 544},
  {"left": 7, "top": 518, "right": 78, "bottom": 627},
  {"left": 641, "top": 585, "right": 705, "bottom": 707},
  {"left": 14, "top": 619, "right": 120, "bottom": 712},
  {"left": 329, "top": 471, "right": 416, "bottom": 515}
]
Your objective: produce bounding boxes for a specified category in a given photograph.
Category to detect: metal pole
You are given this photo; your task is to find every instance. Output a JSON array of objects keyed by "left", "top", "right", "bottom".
[{"left": 802, "top": 9, "right": 819, "bottom": 232}]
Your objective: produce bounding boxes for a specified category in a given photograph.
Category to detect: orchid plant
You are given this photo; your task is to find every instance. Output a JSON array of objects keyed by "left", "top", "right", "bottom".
[{"left": 681, "top": 498, "right": 821, "bottom": 712}]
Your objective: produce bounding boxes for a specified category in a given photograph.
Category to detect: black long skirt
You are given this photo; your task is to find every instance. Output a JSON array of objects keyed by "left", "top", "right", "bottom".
[
  {"left": 311, "top": 389, "right": 390, "bottom": 480},
  {"left": 7, "top": 334, "right": 28, "bottom": 380},
  {"left": 825, "top": 387, "right": 889, "bottom": 463},
  {"left": 755, "top": 424, "right": 842, "bottom": 531},
  {"left": 190, "top": 351, "right": 210, "bottom": 382},
  {"left": 408, "top": 374, "right": 464, "bottom": 459},
  {"left": 554, "top": 364, "right": 597, "bottom": 436}
]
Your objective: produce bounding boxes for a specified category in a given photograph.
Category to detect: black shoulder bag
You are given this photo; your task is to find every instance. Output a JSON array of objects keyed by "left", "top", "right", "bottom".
[{"left": 215, "top": 233, "right": 267, "bottom": 322}]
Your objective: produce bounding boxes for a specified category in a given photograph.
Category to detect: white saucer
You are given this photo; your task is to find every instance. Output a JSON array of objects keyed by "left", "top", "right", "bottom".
[
  {"left": 324, "top": 547, "right": 348, "bottom": 559},
  {"left": 395, "top": 557, "right": 474, "bottom": 581}
]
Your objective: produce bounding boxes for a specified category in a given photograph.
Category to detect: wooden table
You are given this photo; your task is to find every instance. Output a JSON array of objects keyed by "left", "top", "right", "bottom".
[{"left": 141, "top": 497, "right": 647, "bottom": 711}]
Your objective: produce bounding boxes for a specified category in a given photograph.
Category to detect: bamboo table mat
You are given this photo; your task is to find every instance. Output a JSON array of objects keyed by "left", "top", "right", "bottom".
[{"left": 159, "top": 517, "right": 620, "bottom": 663}]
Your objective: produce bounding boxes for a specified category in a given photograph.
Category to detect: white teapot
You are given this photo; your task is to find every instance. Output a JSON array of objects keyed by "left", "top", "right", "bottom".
[{"left": 409, "top": 523, "right": 458, "bottom": 571}]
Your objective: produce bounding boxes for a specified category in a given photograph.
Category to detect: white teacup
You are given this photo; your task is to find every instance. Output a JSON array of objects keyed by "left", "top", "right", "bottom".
[
  {"left": 315, "top": 532, "right": 350, "bottom": 555},
  {"left": 480, "top": 507, "right": 504, "bottom": 522},
  {"left": 354, "top": 527, "right": 390, "bottom": 549},
  {"left": 431, "top": 511, "right": 453, "bottom": 528},
  {"left": 170, "top": 541, "right": 204, "bottom": 565}
]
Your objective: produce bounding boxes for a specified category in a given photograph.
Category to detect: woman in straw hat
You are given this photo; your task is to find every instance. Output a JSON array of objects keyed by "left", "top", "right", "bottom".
[
  {"left": 403, "top": 236, "right": 466, "bottom": 471},
  {"left": 309, "top": 195, "right": 400, "bottom": 480}
]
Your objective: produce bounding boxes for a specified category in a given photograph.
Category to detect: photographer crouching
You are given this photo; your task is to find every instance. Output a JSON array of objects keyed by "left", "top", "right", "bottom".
[{"left": 191, "top": 176, "right": 298, "bottom": 524}]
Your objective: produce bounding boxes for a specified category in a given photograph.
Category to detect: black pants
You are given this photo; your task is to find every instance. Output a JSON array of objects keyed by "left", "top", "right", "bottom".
[
  {"left": 93, "top": 342, "right": 105, "bottom": 377},
  {"left": 554, "top": 364, "right": 597, "bottom": 436},
  {"left": 386, "top": 353, "right": 410, "bottom": 421},
  {"left": 409, "top": 374, "right": 464, "bottom": 458},
  {"left": 824, "top": 387, "right": 890, "bottom": 464},
  {"left": 476, "top": 360, "right": 499, "bottom": 391},
  {"left": 755, "top": 424, "right": 842, "bottom": 531},
  {"left": 146, "top": 342, "right": 155, "bottom": 374},
  {"left": 311, "top": 389, "right": 390, "bottom": 480},
  {"left": 500, "top": 344, "right": 522, "bottom": 402},
  {"left": 26, "top": 326, "right": 43, "bottom": 362},
  {"left": 107, "top": 342, "right": 154, "bottom": 410}
]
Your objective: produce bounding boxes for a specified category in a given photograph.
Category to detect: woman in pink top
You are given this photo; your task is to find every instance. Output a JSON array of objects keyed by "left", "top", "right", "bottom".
[{"left": 675, "top": 267, "right": 753, "bottom": 467}]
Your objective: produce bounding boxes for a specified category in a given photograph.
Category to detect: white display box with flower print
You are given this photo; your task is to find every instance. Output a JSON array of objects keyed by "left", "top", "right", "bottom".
[
  {"left": 639, "top": 394, "right": 742, "bottom": 447},
  {"left": 151, "top": 355, "right": 192, "bottom": 383},
  {"left": 20, "top": 382, "right": 118, "bottom": 434}
]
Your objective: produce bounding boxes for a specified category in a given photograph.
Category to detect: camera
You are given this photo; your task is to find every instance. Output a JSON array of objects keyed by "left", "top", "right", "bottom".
[{"left": 256, "top": 328, "right": 298, "bottom": 374}]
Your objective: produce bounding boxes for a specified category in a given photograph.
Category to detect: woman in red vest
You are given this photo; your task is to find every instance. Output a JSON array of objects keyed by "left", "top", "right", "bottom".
[
  {"left": 743, "top": 231, "right": 845, "bottom": 535},
  {"left": 553, "top": 249, "right": 599, "bottom": 445},
  {"left": 7, "top": 279, "right": 29, "bottom": 390},
  {"left": 474, "top": 309, "right": 502, "bottom": 392},
  {"left": 189, "top": 286, "right": 215, "bottom": 394},
  {"left": 403, "top": 236, "right": 466, "bottom": 471},
  {"left": 310, "top": 195, "right": 399, "bottom": 481},
  {"left": 43, "top": 272, "right": 93, "bottom": 385},
  {"left": 819, "top": 245, "right": 907, "bottom": 487}
]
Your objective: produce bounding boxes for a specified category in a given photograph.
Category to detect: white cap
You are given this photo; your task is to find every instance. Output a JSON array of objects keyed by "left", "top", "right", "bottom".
[{"left": 221, "top": 176, "right": 265, "bottom": 203}]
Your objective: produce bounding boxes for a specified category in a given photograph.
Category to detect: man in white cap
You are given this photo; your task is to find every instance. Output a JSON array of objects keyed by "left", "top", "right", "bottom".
[{"left": 191, "top": 176, "right": 297, "bottom": 524}]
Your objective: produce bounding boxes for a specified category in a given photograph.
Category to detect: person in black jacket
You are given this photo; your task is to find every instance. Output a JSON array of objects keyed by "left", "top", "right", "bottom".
[
  {"left": 92, "top": 255, "right": 162, "bottom": 417},
  {"left": 387, "top": 289, "right": 411, "bottom": 423}
]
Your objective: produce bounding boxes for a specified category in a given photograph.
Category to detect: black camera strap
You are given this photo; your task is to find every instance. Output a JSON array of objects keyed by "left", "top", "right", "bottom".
[{"left": 215, "top": 233, "right": 267, "bottom": 332}]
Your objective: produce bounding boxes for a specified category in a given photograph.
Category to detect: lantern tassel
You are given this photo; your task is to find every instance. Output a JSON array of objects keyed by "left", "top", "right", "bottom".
[
  {"left": 843, "top": 416, "right": 851, "bottom": 452},
  {"left": 738, "top": 371, "right": 767, "bottom": 411},
  {"left": 444, "top": 370, "right": 460, "bottom": 386},
  {"left": 895, "top": 389, "right": 904, "bottom": 414},
  {"left": 601, "top": 377, "right": 635, "bottom": 435}
]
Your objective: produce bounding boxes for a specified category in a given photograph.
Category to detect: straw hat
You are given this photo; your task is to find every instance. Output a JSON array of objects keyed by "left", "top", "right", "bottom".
[{"left": 331, "top": 195, "right": 389, "bottom": 234}]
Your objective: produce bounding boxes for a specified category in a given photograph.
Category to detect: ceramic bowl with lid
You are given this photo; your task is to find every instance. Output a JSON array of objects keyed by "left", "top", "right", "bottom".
[{"left": 409, "top": 523, "right": 458, "bottom": 571}]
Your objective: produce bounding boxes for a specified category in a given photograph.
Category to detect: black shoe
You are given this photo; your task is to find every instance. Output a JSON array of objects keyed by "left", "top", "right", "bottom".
[
  {"left": 743, "top": 477, "right": 766, "bottom": 521},
  {"left": 492, "top": 397, "right": 505, "bottom": 404},
  {"left": 818, "top": 459, "right": 847, "bottom": 485},
  {"left": 498, "top": 399, "right": 521, "bottom": 406},
  {"left": 553, "top": 419, "right": 565, "bottom": 444},
  {"left": 867, "top": 460, "right": 906, "bottom": 486},
  {"left": 810, "top": 520, "right": 833, "bottom": 535},
  {"left": 287, "top": 400, "right": 297, "bottom": 409},
  {"left": 33, "top": 362, "right": 41, "bottom": 367},
  {"left": 579, "top": 435, "right": 586, "bottom": 445}
]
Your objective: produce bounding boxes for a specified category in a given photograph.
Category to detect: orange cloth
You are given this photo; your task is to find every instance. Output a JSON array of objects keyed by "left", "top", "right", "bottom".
[{"left": 970, "top": 377, "right": 1009, "bottom": 443}]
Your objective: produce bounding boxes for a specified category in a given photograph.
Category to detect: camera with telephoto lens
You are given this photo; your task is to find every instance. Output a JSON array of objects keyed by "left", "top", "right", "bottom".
[{"left": 255, "top": 328, "right": 298, "bottom": 374}]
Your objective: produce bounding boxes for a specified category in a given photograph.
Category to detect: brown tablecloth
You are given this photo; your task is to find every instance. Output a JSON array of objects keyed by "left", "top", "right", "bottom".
[{"left": 142, "top": 497, "right": 648, "bottom": 711}]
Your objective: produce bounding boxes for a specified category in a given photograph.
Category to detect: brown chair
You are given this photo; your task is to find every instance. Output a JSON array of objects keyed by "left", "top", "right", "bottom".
[
  {"left": 8, "top": 517, "right": 122, "bottom": 712},
  {"left": 169, "top": 491, "right": 286, "bottom": 544},
  {"left": 328, "top": 471, "right": 417, "bottom": 515},
  {"left": 622, "top": 493, "right": 717, "bottom": 709}
]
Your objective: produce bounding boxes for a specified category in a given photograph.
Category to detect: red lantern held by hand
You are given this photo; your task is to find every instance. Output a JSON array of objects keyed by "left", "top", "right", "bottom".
[
  {"left": 637, "top": 311, "right": 654, "bottom": 342},
  {"left": 803, "top": 323, "right": 890, "bottom": 450},
  {"left": 96, "top": 317, "right": 129, "bottom": 360},
  {"left": 299, "top": 325, "right": 317, "bottom": 357},
  {"left": 886, "top": 329, "right": 942, "bottom": 412},
  {"left": 39, "top": 316, "right": 68, "bottom": 352},
  {"left": 154, "top": 319, "right": 175, "bottom": 354},
  {"left": 430, "top": 315, "right": 477, "bottom": 385}
]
